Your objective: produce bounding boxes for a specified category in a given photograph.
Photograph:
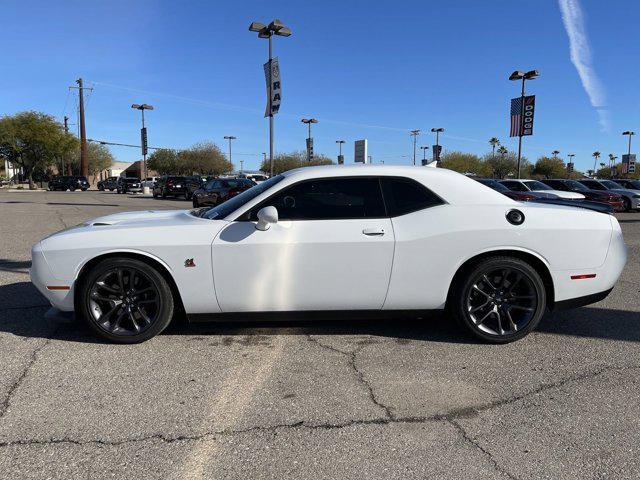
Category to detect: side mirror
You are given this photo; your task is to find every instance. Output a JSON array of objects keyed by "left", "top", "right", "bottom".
[{"left": 256, "top": 206, "right": 278, "bottom": 231}]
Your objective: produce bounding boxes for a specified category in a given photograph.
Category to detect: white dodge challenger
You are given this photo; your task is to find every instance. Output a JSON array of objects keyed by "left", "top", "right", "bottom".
[{"left": 31, "top": 165, "right": 627, "bottom": 344}]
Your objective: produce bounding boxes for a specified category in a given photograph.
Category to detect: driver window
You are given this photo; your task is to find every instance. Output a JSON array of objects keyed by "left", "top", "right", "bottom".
[{"left": 248, "top": 178, "right": 385, "bottom": 221}]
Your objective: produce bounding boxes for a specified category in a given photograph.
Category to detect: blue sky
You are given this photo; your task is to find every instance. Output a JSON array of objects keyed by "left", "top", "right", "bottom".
[{"left": 2, "top": 0, "right": 639, "bottom": 172}]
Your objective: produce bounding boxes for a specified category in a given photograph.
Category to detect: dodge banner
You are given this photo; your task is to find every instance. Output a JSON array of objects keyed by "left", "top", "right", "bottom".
[{"left": 264, "top": 57, "right": 281, "bottom": 117}]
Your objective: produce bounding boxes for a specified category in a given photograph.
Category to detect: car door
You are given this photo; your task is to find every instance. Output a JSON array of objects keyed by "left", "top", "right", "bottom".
[{"left": 212, "top": 177, "right": 395, "bottom": 312}]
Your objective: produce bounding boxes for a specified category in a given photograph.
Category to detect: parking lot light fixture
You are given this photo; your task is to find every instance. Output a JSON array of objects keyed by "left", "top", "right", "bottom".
[
  {"left": 420, "top": 146, "right": 429, "bottom": 165},
  {"left": 509, "top": 69, "right": 539, "bottom": 179},
  {"left": 224, "top": 136, "right": 237, "bottom": 167},
  {"left": 431, "top": 128, "right": 444, "bottom": 164},
  {"left": 622, "top": 131, "right": 635, "bottom": 156},
  {"left": 131, "top": 103, "right": 154, "bottom": 181},
  {"left": 249, "top": 19, "right": 293, "bottom": 177},
  {"left": 301, "top": 118, "right": 318, "bottom": 162}
]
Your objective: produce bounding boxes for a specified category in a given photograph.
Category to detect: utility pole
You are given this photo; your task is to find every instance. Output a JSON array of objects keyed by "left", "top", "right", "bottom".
[
  {"left": 508, "top": 69, "right": 539, "bottom": 178},
  {"left": 431, "top": 128, "right": 444, "bottom": 165},
  {"left": 567, "top": 153, "right": 575, "bottom": 178},
  {"left": 336, "top": 140, "right": 345, "bottom": 164},
  {"left": 410, "top": 130, "right": 420, "bottom": 166},
  {"left": 63, "top": 116, "right": 69, "bottom": 175},
  {"left": 69, "top": 79, "right": 92, "bottom": 178}
]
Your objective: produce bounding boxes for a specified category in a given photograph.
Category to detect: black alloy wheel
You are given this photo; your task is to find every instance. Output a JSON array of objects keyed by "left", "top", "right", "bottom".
[
  {"left": 78, "top": 258, "right": 174, "bottom": 343},
  {"left": 449, "top": 256, "right": 546, "bottom": 343},
  {"left": 622, "top": 197, "right": 631, "bottom": 212}
]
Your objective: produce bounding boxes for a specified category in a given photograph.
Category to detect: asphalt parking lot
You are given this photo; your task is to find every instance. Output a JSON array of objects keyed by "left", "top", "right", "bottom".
[{"left": 0, "top": 189, "right": 639, "bottom": 479}]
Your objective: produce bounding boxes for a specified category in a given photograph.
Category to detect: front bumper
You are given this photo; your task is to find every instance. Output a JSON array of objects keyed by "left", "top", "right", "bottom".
[{"left": 30, "top": 242, "right": 75, "bottom": 311}]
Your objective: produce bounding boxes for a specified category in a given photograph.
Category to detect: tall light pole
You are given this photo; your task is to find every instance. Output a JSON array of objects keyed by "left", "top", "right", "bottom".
[
  {"left": 410, "top": 130, "right": 420, "bottom": 165},
  {"left": 224, "top": 135, "right": 237, "bottom": 168},
  {"left": 420, "top": 146, "right": 429, "bottom": 165},
  {"left": 431, "top": 128, "right": 444, "bottom": 164},
  {"left": 249, "top": 19, "right": 292, "bottom": 178},
  {"left": 567, "top": 153, "right": 575, "bottom": 178},
  {"left": 622, "top": 131, "right": 635, "bottom": 156},
  {"left": 552, "top": 150, "right": 560, "bottom": 159},
  {"left": 131, "top": 103, "right": 154, "bottom": 180},
  {"left": 509, "top": 69, "right": 539, "bottom": 178},
  {"left": 336, "top": 140, "right": 345, "bottom": 164},
  {"left": 301, "top": 118, "right": 318, "bottom": 162},
  {"left": 240, "top": 160, "right": 244, "bottom": 174}
]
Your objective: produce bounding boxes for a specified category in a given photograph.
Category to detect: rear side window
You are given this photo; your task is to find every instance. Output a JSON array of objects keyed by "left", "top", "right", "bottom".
[
  {"left": 251, "top": 177, "right": 385, "bottom": 220},
  {"left": 380, "top": 177, "right": 443, "bottom": 216}
]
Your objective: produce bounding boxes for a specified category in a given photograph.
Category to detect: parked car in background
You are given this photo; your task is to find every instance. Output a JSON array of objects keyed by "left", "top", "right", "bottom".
[
  {"left": 97, "top": 177, "right": 118, "bottom": 191},
  {"left": 153, "top": 176, "right": 187, "bottom": 198},
  {"left": 48, "top": 176, "right": 90, "bottom": 191},
  {"left": 238, "top": 173, "right": 269, "bottom": 184},
  {"left": 141, "top": 177, "right": 158, "bottom": 189},
  {"left": 577, "top": 179, "right": 640, "bottom": 211},
  {"left": 614, "top": 179, "right": 640, "bottom": 191},
  {"left": 541, "top": 179, "right": 625, "bottom": 212},
  {"left": 474, "top": 178, "right": 558, "bottom": 201},
  {"left": 116, "top": 177, "right": 142, "bottom": 194},
  {"left": 192, "top": 177, "right": 256, "bottom": 207},
  {"left": 500, "top": 179, "right": 585, "bottom": 200},
  {"left": 184, "top": 176, "right": 206, "bottom": 200}
]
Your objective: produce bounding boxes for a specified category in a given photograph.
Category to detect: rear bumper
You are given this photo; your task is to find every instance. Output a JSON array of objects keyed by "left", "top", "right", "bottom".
[{"left": 554, "top": 288, "right": 613, "bottom": 310}]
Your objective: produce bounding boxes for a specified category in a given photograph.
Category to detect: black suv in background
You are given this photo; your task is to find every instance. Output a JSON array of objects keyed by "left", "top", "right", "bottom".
[
  {"left": 97, "top": 176, "right": 118, "bottom": 191},
  {"left": 116, "top": 177, "right": 142, "bottom": 194},
  {"left": 153, "top": 176, "right": 188, "bottom": 198},
  {"left": 48, "top": 176, "right": 90, "bottom": 191},
  {"left": 192, "top": 177, "right": 256, "bottom": 207}
]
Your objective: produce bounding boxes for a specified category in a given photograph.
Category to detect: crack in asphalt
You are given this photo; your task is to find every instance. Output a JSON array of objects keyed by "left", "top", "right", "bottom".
[
  {"left": 306, "top": 335, "right": 394, "bottom": 420},
  {"left": 0, "top": 332, "right": 57, "bottom": 419},
  {"left": 447, "top": 418, "right": 519, "bottom": 480},
  {"left": 1, "top": 354, "right": 636, "bottom": 452}
]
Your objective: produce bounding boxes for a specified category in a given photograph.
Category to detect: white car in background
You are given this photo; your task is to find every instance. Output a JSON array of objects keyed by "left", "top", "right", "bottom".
[
  {"left": 31, "top": 165, "right": 626, "bottom": 344},
  {"left": 500, "top": 179, "right": 586, "bottom": 200},
  {"left": 238, "top": 173, "right": 269, "bottom": 184}
]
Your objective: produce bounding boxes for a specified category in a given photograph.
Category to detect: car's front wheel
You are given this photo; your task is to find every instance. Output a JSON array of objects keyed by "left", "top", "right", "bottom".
[
  {"left": 77, "top": 257, "right": 175, "bottom": 343},
  {"left": 448, "top": 256, "right": 546, "bottom": 343},
  {"left": 622, "top": 197, "right": 631, "bottom": 212}
]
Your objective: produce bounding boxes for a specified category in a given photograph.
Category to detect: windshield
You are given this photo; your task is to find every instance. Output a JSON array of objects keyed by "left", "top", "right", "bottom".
[
  {"left": 196, "top": 175, "right": 284, "bottom": 220},
  {"left": 524, "top": 180, "right": 552, "bottom": 191},
  {"left": 564, "top": 180, "right": 588, "bottom": 191},
  {"left": 627, "top": 180, "right": 640, "bottom": 189},
  {"left": 601, "top": 180, "right": 623, "bottom": 189}
]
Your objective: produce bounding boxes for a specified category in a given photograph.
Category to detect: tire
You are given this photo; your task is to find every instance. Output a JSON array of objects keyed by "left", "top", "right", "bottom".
[
  {"left": 77, "top": 257, "right": 175, "bottom": 343},
  {"left": 152, "top": 190, "right": 158, "bottom": 199},
  {"left": 70, "top": 186, "right": 76, "bottom": 192},
  {"left": 192, "top": 197, "right": 199, "bottom": 208},
  {"left": 447, "top": 256, "right": 546, "bottom": 344},
  {"left": 109, "top": 188, "right": 115, "bottom": 192},
  {"left": 184, "top": 191, "right": 190, "bottom": 200},
  {"left": 81, "top": 188, "right": 88, "bottom": 191},
  {"left": 622, "top": 197, "right": 631, "bottom": 212},
  {"left": 161, "top": 189, "right": 167, "bottom": 199},
  {"left": 98, "top": 185, "right": 104, "bottom": 191}
]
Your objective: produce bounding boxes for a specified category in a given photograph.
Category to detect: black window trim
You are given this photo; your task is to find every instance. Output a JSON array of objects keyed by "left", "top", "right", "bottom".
[{"left": 233, "top": 175, "right": 446, "bottom": 222}]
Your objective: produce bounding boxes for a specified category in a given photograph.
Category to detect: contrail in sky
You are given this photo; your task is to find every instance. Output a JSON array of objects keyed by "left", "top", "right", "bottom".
[{"left": 558, "top": 0, "right": 609, "bottom": 132}]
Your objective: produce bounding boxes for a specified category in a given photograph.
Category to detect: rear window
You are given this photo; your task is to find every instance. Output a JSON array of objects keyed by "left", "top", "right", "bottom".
[{"left": 380, "top": 177, "right": 443, "bottom": 216}]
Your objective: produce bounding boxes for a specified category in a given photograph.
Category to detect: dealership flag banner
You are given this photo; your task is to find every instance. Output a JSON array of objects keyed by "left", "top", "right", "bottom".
[
  {"left": 510, "top": 95, "right": 535, "bottom": 137},
  {"left": 264, "top": 57, "right": 282, "bottom": 117}
]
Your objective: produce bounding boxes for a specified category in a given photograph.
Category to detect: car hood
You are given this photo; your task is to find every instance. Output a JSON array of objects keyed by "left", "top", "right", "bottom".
[{"left": 85, "top": 209, "right": 190, "bottom": 226}]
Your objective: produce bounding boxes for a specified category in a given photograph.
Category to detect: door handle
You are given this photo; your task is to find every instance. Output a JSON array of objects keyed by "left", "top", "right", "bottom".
[{"left": 362, "top": 227, "right": 385, "bottom": 236}]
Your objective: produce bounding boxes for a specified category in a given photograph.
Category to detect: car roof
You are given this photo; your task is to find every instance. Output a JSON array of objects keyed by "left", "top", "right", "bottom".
[{"left": 280, "top": 164, "right": 513, "bottom": 206}]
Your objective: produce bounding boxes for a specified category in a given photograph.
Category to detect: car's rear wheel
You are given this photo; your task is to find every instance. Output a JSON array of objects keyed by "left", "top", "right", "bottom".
[
  {"left": 77, "top": 258, "right": 174, "bottom": 343},
  {"left": 622, "top": 197, "right": 631, "bottom": 212},
  {"left": 192, "top": 197, "right": 199, "bottom": 208},
  {"left": 98, "top": 185, "right": 104, "bottom": 191},
  {"left": 448, "top": 256, "right": 546, "bottom": 343}
]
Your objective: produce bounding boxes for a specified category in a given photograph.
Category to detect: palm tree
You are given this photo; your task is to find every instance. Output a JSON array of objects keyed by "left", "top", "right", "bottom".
[
  {"left": 551, "top": 150, "right": 560, "bottom": 159},
  {"left": 497, "top": 145, "right": 508, "bottom": 158},
  {"left": 592, "top": 151, "right": 601, "bottom": 177},
  {"left": 489, "top": 137, "right": 500, "bottom": 159}
]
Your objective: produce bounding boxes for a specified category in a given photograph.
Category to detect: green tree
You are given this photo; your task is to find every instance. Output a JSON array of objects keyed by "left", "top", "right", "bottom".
[
  {"left": 0, "top": 111, "right": 77, "bottom": 188},
  {"left": 489, "top": 137, "right": 500, "bottom": 159},
  {"left": 439, "top": 151, "right": 491, "bottom": 176},
  {"left": 69, "top": 142, "right": 114, "bottom": 180},
  {"left": 148, "top": 148, "right": 180, "bottom": 175},
  {"left": 484, "top": 148, "right": 516, "bottom": 179},
  {"left": 260, "top": 151, "right": 333, "bottom": 174},
  {"left": 180, "top": 142, "right": 232, "bottom": 175},
  {"left": 532, "top": 156, "right": 566, "bottom": 179}
]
